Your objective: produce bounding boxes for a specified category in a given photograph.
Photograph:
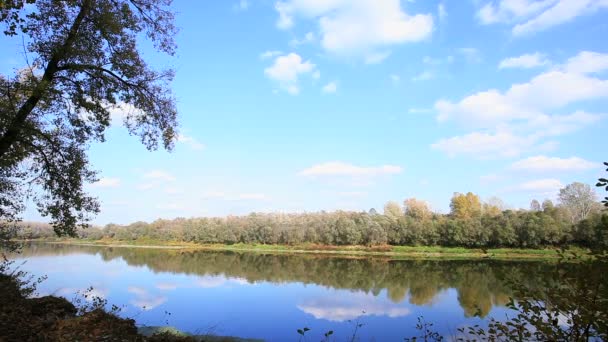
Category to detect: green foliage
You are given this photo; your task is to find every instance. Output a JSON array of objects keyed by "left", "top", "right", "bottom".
[
  {"left": 14, "top": 203, "right": 608, "bottom": 249},
  {"left": 0, "top": 0, "right": 178, "bottom": 236}
]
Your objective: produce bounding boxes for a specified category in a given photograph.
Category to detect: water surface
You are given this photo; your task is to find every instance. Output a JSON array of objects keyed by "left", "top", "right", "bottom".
[{"left": 7, "top": 243, "right": 584, "bottom": 341}]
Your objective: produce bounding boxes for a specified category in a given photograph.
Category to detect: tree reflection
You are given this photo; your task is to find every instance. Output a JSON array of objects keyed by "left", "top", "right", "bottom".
[{"left": 13, "top": 243, "right": 604, "bottom": 318}]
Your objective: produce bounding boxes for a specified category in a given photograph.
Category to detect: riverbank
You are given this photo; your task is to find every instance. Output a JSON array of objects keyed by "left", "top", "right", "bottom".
[{"left": 18, "top": 238, "right": 590, "bottom": 259}]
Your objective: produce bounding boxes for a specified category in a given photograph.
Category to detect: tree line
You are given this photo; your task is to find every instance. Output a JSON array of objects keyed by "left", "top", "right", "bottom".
[{"left": 15, "top": 182, "right": 607, "bottom": 248}]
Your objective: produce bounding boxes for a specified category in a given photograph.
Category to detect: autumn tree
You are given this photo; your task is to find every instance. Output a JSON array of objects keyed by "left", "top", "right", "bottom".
[
  {"left": 403, "top": 198, "right": 432, "bottom": 220},
  {"left": 558, "top": 182, "right": 598, "bottom": 223},
  {"left": 0, "top": 0, "right": 178, "bottom": 235},
  {"left": 384, "top": 201, "right": 403, "bottom": 219},
  {"left": 450, "top": 192, "right": 482, "bottom": 221},
  {"left": 483, "top": 196, "right": 505, "bottom": 217}
]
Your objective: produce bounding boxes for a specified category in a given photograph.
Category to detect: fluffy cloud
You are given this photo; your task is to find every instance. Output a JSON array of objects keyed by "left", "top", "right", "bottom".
[
  {"left": 274, "top": 0, "right": 433, "bottom": 61},
  {"left": 289, "top": 31, "right": 315, "bottom": 46},
  {"left": 510, "top": 156, "right": 598, "bottom": 172},
  {"left": 91, "top": 177, "right": 121, "bottom": 188},
  {"left": 233, "top": 0, "right": 249, "bottom": 11},
  {"left": 322, "top": 81, "right": 337, "bottom": 93},
  {"left": 235, "top": 193, "right": 267, "bottom": 200},
  {"left": 177, "top": 134, "right": 205, "bottom": 151},
  {"left": 411, "top": 70, "right": 434, "bottom": 81},
  {"left": 563, "top": 51, "right": 608, "bottom": 74},
  {"left": 432, "top": 51, "right": 607, "bottom": 158},
  {"left": 438, "top": 3, "right": 447, "bottom": 21},
  {"left": 431, "top": 131, "right": 536, "bottom": 159},
  {"left": 477, "top": 0, "right": 608, "bottom": 36},
  {"left": 458, "top": 48, "right": 482, "bottom": 63},
  {"left": 264, "top": 53, "right": 317, "bottom": 94},
  {"left": 499, "top": 52, "right": 549, "bottom": 69},
  {"left": 143, "top": 170, "right": 175, "bottom": 182},
  {"left": 514, "top": 178, "right": 564, "bottom": 193},
  {"left": 299, "top": 161, "right": 402, "bottom": 177},
  {"left": 260, "top": 50, "right": 283, "bottom": 60},
  {"left": 199, "top": 191, "right": 267, "bottom": 201}
]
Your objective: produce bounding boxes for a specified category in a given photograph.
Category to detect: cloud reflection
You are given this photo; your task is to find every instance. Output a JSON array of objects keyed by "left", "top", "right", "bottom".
[
  {"left": 298, "top": 292, "right": 411, "bottom": 322},
  {"left": 127, "top": 286, "right": 167, "bottom": 311}
]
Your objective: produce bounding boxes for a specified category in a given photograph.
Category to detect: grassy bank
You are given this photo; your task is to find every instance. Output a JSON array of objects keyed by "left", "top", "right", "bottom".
[{"left": 22, "top": 238, "right": 590, "bottom": 259}]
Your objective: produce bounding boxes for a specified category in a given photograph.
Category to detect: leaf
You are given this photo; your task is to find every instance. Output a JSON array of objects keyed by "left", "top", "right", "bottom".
[{"left": 297, "top": 329, "right": 303, "bottom": 335}]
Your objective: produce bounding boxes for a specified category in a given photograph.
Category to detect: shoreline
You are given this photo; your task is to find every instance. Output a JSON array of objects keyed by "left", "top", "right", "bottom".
[{"left": 16, "top": 239, "right": 589, "bottom": 260}]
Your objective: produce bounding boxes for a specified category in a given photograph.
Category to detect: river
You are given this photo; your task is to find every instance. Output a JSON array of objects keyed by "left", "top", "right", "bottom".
[{"left": 5, "top": 242, "right": 596, "bottom": 341}]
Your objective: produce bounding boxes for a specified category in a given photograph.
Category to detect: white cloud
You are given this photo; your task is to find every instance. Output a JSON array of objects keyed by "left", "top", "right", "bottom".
[
  {"left": 480, "top": 173, "right": 502, "bottom": 184},
  {"left": 431, "top": 131, "right": 536, "bottom": 158},
  {"left": 511, "top": 156, "right": 598, "bottom": 172},
  {"left": 477, "top": 0, "right": 608, "bottom": 36},
  {"left": 513, "top": 0, "right": 608, "bottom": 36},
  {"left": 106, "top": 102, "right": 141, "bottom": 127},
  {"left": 290, "top": 31, "right": 315, "bottom": 46},
  {"left": 423, "top": 55, "right": 453, "bottom": 66},
  {"left": 458, "top": 48, "right": 482, "bottom": 63},
  {"left": 390, "top": 74, "right": 401, "bottom": 84},
  {"left": 364, "top": 51, "right": 391, "bottom": 64},
  {"left": 563, "top": 51, "right": 608, "bottom": 74},
  {"left": 412, "top": 70, "right": 434, "bottom": 81},
  {"left": 236, "top": 193, "right": 267, "bottom": 201},
  {"left": 514, "top": 178, "right": 564, "bottom": 193},
  {"left": 432, "top": 52, "right": 607, "bottom": 159},
  {"left": 435, "top": 52, "right": 608, "bottom": 131},
  {"left": 199, "top": 191, "right": 267, "bottom": 201},
  {"left": 499, "top": 52, "right": 549, "bottom": 69},
  {"left": 233, "top": 0, "right": 249, "bottom": 11},
  {"left": 260, "top": 50, "right": 283, "bottom": 60},
  {"left": 143, "top": 170, "right": 176, "bottom": 182},
  {"left": 155, "top": 202, "right": 184, "bottom": 211},
  {"left": 322, "top": 81, "right": 337, "bottom": 93},
  {"left": 438, "top": 3, "right": 447, "bottom": 21},
  {"left": 477, "top": 0, "right": 555, "bottom": 24},
  {"left": 264, "top": 53, "right": 317, "bottom": 94},
  {"left": 177, "top": 134, "right": 205, "bottom": 151},
  {"left": 338, "top": 191, "right": 368, "bottom": 198},
  {"left": 274, "top": 0, "right": 433, "bottom": 61},
  {"left": 92, "top": 177, "right": 121, "bottom": 188},
  {"left": 299, "top": 161, "right": 402, "bottom": 177}
]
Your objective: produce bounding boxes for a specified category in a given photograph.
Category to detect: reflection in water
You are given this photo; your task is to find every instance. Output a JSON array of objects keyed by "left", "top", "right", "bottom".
[
  {"left": 128, "top": 286, "right": 167, "bottom": 311},
  {"left": 298, "top": 292, "right": 411, "bottom": 322},
  {"left": 7, "top": 242, "right": 602, "bottom": 341}
]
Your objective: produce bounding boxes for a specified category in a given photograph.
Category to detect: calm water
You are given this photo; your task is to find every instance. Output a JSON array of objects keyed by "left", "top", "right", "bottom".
[{"left": 6, "top": 243, "right": 586, "bottom": 341}]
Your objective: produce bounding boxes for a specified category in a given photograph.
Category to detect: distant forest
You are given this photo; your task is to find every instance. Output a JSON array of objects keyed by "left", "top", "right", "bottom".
[{"left": 13, "top": 183, "right": 608, "bottom": 248}]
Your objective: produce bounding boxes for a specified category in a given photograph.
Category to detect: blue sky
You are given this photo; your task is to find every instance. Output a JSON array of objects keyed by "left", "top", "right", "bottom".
[{"left": 3, "top": 0, "right": 608, "bottom": 224}]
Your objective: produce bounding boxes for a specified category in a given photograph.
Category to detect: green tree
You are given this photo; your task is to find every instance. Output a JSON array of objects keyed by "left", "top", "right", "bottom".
[
  {"left": 530, "top": 199, "right": 541, "bottom": 211},
  {"left": 596, "top": 162, "right": 608, "bottom": 207},
  {"left": 0, "top": 0, "right": 178, "bottom": 235}
]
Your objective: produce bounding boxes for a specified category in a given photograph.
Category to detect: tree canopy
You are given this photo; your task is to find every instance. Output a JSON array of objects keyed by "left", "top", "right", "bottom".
[{"left": 0, "top": 0, "right": 178, "bottom": 235}]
